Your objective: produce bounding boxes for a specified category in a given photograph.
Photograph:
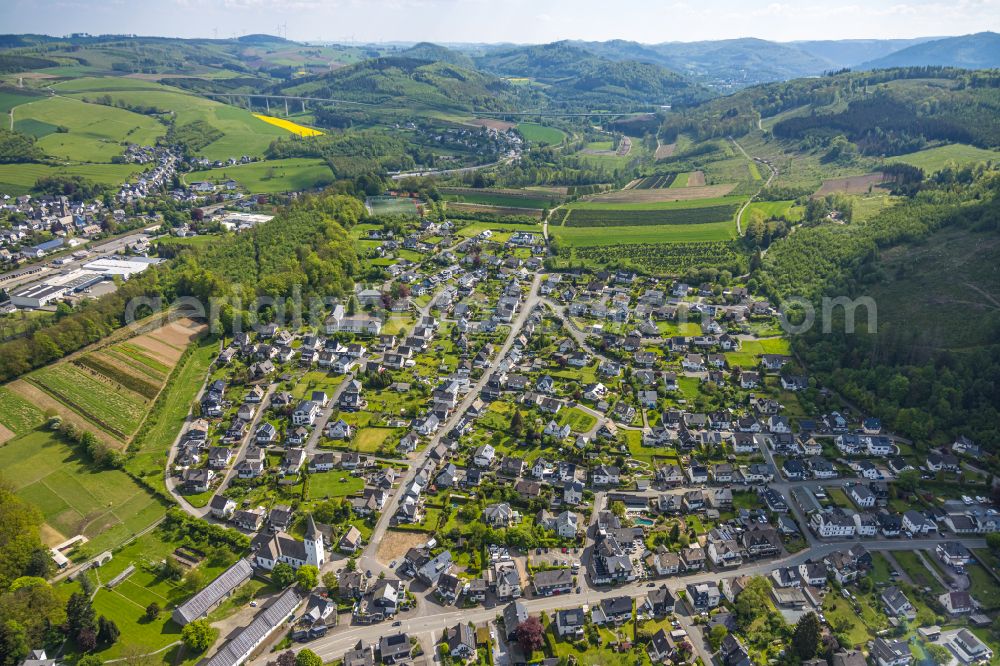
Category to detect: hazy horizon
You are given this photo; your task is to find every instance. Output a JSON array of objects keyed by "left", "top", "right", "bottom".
[{"left": 5, "top": 0, "right": 998, "bottom": 44}]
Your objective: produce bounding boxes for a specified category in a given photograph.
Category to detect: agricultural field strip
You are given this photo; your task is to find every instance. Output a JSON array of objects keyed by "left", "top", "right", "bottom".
[
  {"left": 562, "top": 203, "right": 740, "bottom": 227},
  {"left": 586, "top": 183, "right": 737, "bottom": 203},
  {"left": 28, "top": 363, "right": 149, "bottom": 437}
]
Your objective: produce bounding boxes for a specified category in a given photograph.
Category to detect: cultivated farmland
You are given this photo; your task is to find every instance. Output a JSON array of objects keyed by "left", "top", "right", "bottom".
[
  {"left": 551, "top": 219, "right": 737, "bottom": 245},
  {"left": 0, "top": 385, "right": 46, "bottom": 437},
  {"left": 5, "top": 318, "right": 204, "bottom": 446},
  {"left": 564, "top": 241, "right": 747, "bottom": 274},
  {"left": 27, "top": 363, "right": 149, "bottom": 438},
  {"left": 561, "top": 202, "right": 739, "bottom": 227},
  {"left": 587, "top": 183, "right": 737, "bottom": 204},
  {"left": 252, "top": 113, "right": 324, "bottom": 136},
  {"left": 814, "top": 172, "right": 889, "bottom": 196},
  {"left": 632, "top": 174, "right": 677, "bottom": 189},
  {"left": 886, "top": 143, "right": 1000, "bottom": 173},
  {"left": 440, "top": 187, "right": 558, "bottom": 209}
]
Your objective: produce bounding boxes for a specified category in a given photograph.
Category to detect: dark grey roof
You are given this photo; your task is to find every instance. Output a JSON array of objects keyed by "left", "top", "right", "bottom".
[
  {"left": 204, "top": 587, "right": 300, "bottom": 666},
  {"left": 172, "top": 559, "right": 254, "bottom": 625}
]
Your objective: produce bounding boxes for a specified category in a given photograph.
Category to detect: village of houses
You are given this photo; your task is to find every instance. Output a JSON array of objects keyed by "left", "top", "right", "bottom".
[{"left": 144, "top": 212, "right": 1000, "bottom": 666}]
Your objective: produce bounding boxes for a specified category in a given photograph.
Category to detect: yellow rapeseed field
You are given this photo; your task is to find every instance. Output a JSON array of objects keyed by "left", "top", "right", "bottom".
[{"left": 253, "top": 114, "right": 324, "bottom": 137}]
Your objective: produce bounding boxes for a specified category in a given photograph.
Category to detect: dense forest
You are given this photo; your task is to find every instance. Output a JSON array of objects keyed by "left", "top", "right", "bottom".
[
  {"left": 265, "top": 131, "right": 416, "bottom": 178},
  {"left": 659, "top": 67, "right": 1000, "bottom": 145},
  {"left": 0, "top": 193, "right": 363, "bottom": 383},
  {"left": 772, "top": 93, "right": 1000, "bottom": 155},
  {"left": 755, "top": 170, "right": 1000, "bottom": 448},
  {"left": 279, "top": 57, "right": 533, "bottom": 112}
]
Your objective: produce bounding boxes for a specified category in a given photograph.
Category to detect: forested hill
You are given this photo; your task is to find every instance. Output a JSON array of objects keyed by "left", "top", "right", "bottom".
[
  {"left": 859, "top": 32, "right": 1000, "bottom": 70},
  {"left": 754, "top": 171, "right": 1000, "bottom": 448},
  {"left": 0, "top": 194, "right": 364, "bottom": 383},
  {"left": 398, "top": 42, "right": 476, "bottom": 69},
  {"left": 277, "top": 57, "right": 535, "bottom": 112},
  {"left": 658, "top": 68, "right": 1000, "bottom": 156},
  {"left": 474, "top": 41, "right": 712, "bottom": 108}
]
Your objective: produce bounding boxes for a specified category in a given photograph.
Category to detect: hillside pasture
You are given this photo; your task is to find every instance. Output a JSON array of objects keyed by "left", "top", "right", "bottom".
[
  {"left": 62, "top": 84, "right": 288, "bottom": 159},
  {"left": 0, "top": 430, "right": 165, "bottom": 554},
  {"left": 814, "top": 172, "right": 889, "bottom": 196},
  {"left": 886, "top": 143, "right": 1000, "bottom": 173},
  {"left": 189, "top": 158, "right": 334, "bottom": 193},
  {"left": 0, "top": 90, "right": 41, "bottom": 114},
  {"left": 516, "top": 122, "right": 566, "bottom": 145},
  {"left": 0, "top": 162, "right": 143, "bottom": 195},
  {"left": 14, "top": 96, "right": 165, "bottom": 162}
]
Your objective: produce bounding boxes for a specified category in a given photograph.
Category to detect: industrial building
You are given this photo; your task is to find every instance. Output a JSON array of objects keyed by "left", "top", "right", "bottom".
[{"left": 9, "top": 256, "right": 160, "bottom": 309}]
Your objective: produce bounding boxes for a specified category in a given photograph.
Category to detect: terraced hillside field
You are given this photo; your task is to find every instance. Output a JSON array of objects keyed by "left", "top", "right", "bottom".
[{"left": 5, "top": 318, "right": 204, "bottom": 447}]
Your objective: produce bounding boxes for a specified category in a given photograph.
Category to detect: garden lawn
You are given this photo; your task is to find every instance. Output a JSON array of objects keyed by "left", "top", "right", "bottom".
[
  {"left": 964, "top": 564, "right": 1000, "bottom": 609},
  {"left": 892, "top": 550, "right": 944, "bottom": 594},
  {"left": 78, "top": 529, "right": 240, "bottom": 661},
  {"left": 870, "top": 552, "right": 893, "bottom": 584},
  {"left": 350, "top": 427, "right": 401, "bottom": 453},
  {"left": 558, "top": 407, "right": 597, "bottom": 433},
  {"left": 308, "top": 472, "right": 365, "bottom": 500}
]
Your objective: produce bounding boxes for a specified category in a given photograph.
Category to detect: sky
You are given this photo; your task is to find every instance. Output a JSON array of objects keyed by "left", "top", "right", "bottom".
[{"left": 4, "top": 0, "right": 999, "bottom": 44}]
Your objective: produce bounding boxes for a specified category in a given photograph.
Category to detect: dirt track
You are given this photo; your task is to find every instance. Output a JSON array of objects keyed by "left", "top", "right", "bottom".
[{"left": 655, "top": 142, "right": 676, "bottom": 160}]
